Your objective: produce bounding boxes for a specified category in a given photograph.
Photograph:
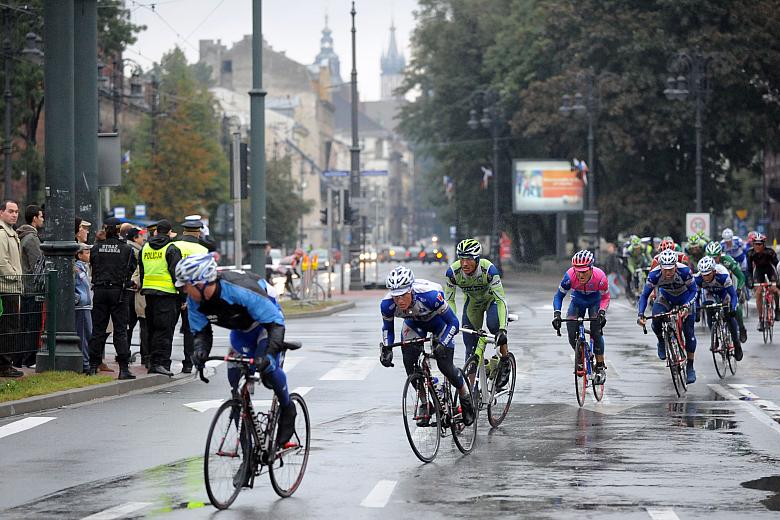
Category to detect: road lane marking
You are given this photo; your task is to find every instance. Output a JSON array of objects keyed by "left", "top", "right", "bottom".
[
  {"left": 183, "top": 399, "right": 225, "bottom": 413},
  {"left": 320, "top": 357, "right": 376, "bottom": 381},
  {"left": 360, "top": 480, "right": 397, "bottom": 508},
  {"left": 646, "top": 508, "right": 680, "bottom": 520},
  {"left": 337, "top": 313, "right": 376, "bottom": 317},
  {"left": 709, "top": 384, "right": 780, "bottom": 435},
  {"left": 82, "top": 502, "right": 151, "bottom": 520},
  {"left": 291, "top": 386, "right": 313, "bottom": 397},
  {"left": 283, "top": 356, "right": 304, "bottom": 372},
  {"left": 0, "top": 416, "right": 56, "bottom": 440}
]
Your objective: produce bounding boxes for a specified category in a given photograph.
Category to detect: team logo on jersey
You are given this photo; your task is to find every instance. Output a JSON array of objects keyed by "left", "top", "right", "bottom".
[{"left": 437, "top": 294, "right": 444, "bottom": 302}]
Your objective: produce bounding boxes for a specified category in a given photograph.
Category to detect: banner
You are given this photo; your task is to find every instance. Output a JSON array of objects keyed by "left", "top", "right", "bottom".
[{"left": 512, "top": 160, "right": 584, "bottom": 213}]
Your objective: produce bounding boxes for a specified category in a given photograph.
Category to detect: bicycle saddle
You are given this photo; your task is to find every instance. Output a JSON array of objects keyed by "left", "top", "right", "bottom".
[{"left": 283, "top": 341, "right": 302, "bottom": 351}]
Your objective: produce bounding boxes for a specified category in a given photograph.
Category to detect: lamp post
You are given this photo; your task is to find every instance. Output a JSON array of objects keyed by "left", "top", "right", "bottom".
[
  {"left": 468, "top": 88, "right": 502, "bottom": 273},
  {"left": 348, "top": 1, "right": 362, "bottom": 290},
  {"left": 2, "top": 7, "right": 43, "bottom": 200}
]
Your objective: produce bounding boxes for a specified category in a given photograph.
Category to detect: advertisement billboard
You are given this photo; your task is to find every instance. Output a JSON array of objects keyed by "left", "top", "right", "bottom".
[{"left": 512, "top": 160, "right": 584, "bottom": 213}]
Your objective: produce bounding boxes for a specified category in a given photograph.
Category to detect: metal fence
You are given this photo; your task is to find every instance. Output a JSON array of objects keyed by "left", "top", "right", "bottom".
[{"left": 0, "top": 273, "right": 48, "bottom": 366}]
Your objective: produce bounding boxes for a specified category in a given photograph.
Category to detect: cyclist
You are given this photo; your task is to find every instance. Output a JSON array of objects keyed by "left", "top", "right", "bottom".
[
  {"left": 275, "top": 248, "right": 304, "bottom": 298},
  {"left": 685, "top": 234, "right": 707, "bottom": 271},
  {"left": 705, "top": 241, "right": 748, "bottom": 342},
  {"left": 444, "top": 238, "right": 510, "bottom": 386},
  {"left": 624, "top": 235, "right": 653, "bottom": 297},
  {"left": 637, "top": 248, "right": 699, "bottom": 384},
  {"left": 720, "top": 228, "right": 748, "bottom": 273},
  {"left": 694, "top": 256, "right": 743, "bottom": 361},
  {"left": 552, "top": 250, "right": 610, "bottom": 384},
  {"left": 379, "top": 266, "right": 474, "bottom": 426},
  {"left": 177, "top": 253, "right": 297, "bottom": 447},
  {"left": 747, "top": 234, "right": 780, "bottom": 330},
  {"left": 651, "top": 239, "right": 689, "bottom": 269}
]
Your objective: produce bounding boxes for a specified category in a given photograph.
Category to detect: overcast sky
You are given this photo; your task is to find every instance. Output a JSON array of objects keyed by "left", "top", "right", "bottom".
[{"left": 125, "top": 0, "right": 419, "bottom": 101}]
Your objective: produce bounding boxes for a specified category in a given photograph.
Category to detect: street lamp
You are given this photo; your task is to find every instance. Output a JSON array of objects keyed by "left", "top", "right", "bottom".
[
  {"left": 467, "top": 88, "right": 503, "bottom": 273},
  {"left": 663, "top": 51, "right": 718, "bottom": 213}
]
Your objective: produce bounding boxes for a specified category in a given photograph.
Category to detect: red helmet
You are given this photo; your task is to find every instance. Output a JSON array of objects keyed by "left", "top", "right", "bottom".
[
  {"left": 571, "top": 250, "right": 594, "bottom": 271},
  {"left": 294, "top": 248, "right": 304, "bottom": 257},
  {"left": 747, "top": 231, "right": 758, "bottom": 243},
  {"left": 659, "top": 239, "right": 676, "bottom": 252}
]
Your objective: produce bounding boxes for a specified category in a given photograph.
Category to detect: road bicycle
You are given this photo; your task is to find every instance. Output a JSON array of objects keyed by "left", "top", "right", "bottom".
[
  {"left": 557, "top": 317, "right": 604, "bottom": 406},
  {"left": 627, "top": 266, "right": 651, "bottom": 305},
  {"left": 739, "top": 284, "right": 749, "bottom": 320},
  {"left": 641, "top": 307, "right": 688, "bottom": 397},
  {"left": 275, "top": 269, "right": 327, "bottom": 301},
  {"left": 702, "top": 302, "right": 737, "bottom": 378},
  {"left": 198, "top": 343, "right": 310, "bottom": 509},
  {"left": 386, "top": 336, "right": 477, "bottom": 463},
  {"left": 460, "top": 332, "right": 516, "bottom": 427},
  {"left": 757, "top": 277, "right": 776, "bottom": 344}
]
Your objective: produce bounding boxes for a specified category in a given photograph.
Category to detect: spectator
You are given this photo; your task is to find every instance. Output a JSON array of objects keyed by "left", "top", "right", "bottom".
[
  {"left": 125, "top": 227, "right": 146, "bottom": 365},
  {"left": 603, "top": 242, "right": 624, "bottom": 298},
  {"left": 0, "top": 200, "right": 23, "bottom": 378},
  {"left": 75, "top": 244, "right": 93, "bottom": 374},
  {"left": 16, "top": 205, "right": 45, "bottom": 367},
  {"left": 119, "top": 222, "right": 134, "bottom": 239},
  {"left": 75, "top": 217, "right": 91, "bottom": 244},
  {"left": 18, "top": 205, "right": 44, "bottom": 274}
]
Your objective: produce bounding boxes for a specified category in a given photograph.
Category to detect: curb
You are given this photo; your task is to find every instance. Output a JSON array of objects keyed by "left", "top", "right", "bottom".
[
  {"left": 0, "top": 373, "right": 183, "bottom": 419},
  {"left": 284, "top": 300, "right": 356, "bottom": 319}
]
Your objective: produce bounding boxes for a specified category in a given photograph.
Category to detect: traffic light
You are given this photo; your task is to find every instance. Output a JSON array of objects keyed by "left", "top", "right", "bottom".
[
  {"left": 320, "top": 208, "right": 328, "bottom": 225},
  {"left": 344, "top": 205, "right": 355, "bottom": 225}
]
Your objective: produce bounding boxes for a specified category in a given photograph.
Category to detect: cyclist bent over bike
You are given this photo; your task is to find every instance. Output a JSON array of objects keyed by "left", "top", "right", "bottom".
[
  {"left": 694, "top": 256, "right": 744, "bottom": 361},
  {"left": 747, "top": 233, "right": 780, "bottom": 330},
  {"left": 176, "top": 253, "right": 297, "bottom": 446},
  {"left": 379, "top": 266, "right": 475, "bottom": 426},
  {"left": 552, "top": 250, "right": 610, "bottom": 384}
]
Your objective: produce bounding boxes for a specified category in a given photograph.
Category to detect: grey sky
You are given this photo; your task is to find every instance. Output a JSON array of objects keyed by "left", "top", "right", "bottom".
[{"left": 126, "top": 0, "right": 419, "bottom": 101}]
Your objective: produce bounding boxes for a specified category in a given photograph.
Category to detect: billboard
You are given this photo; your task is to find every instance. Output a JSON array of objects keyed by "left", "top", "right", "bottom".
[{"left": 512, "top": 160, "right": 584, "bottom": 213}]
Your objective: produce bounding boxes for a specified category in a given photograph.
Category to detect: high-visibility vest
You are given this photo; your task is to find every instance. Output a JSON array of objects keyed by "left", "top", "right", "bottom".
[
  {"left": 175, "top": 239, "right": 208, "bottom": 259},
  {"left": 312, "top": 254, "right": 319, "bottom": 270},
  {"left": 302, "top": 254, "right": 310, "bottom": 272},
  {"left": 141, "top": 242, "right": 176, "bottom": 293}
]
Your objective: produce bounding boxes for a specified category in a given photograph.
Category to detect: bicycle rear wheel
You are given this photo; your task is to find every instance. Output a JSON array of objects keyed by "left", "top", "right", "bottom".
[
  {"left": 762, "top": 302, "right": 771, "bottom": 344},
  {"left": 591, "top": 353, "right": 605, "bottom": 402},
  {"left": 488, "top": 352, "right": 516, "bottom": 428},
  {"left": 574, "top": 341, "right": 587, "bottom": 407},
  {"left": 711, "top": 322, "right": 727, "bottom": 379},
  {"left": 204, "top": 400, "right": 251, "bottom": 510},
  {"left": 665, "top": 329, "right": 685, "bottom": 397},
  {"left": 269, "top": 393, "right": 311, "bottom": 497},
  {"left": 450, "top": 369, "right": 477, "bottom": 454},
  {"left": 724, "top": 322, "right": 738, "bottom": 376},
  {"left": 402, "top": 372, "right": 440, "bottom": 463}
]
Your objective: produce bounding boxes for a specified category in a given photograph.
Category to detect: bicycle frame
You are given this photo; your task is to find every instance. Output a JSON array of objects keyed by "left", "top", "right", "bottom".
[
  {"left": 558, "top": 317, "right": 598, "bottom": 378},
  {"left": 460, "top": 329, "right": 509, "bottom": 409},
  {"left": 388, "top": 337, "right": 449, "bottom": 426}
]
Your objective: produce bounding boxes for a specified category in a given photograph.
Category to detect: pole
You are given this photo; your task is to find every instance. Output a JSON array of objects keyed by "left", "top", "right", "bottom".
[
  {"left": 491, "top": 124, "right": 501, "bottom": 273},
  {"left": 694, "top": 83, "right": 703, "bottom": 213},
  {"left": 232, "top": 132, "right": 243, "bottom": 267},
  {"left": 3, "top": 9, "right": 13, "bottom": 200},
  {"left": 327, "top": 188, "right": 333, "bottom": 298},
  {"left": 348, "top": 1, "right": 362, "bottom": 290},
  {"left": 248, "top": 0, "right": 267, "bottom": 273},
  {"left": 38, "top": 0, "right": 82, "bottom": 372},
  {"left": 299, "top": 159, "right": 305, "bottom": 247},
  {"left": 74, "top": 0, "right": 98, "bottom": 230}
]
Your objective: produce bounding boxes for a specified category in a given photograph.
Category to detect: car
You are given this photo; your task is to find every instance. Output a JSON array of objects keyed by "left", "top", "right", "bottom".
[
  {"left": 385, "top": 245, "right": 407, "bottom": 263},
  {"left": 359, "top": 247, "right": 378, "bottom": 262},
  {"left": 423, "top": 248, "right": 448, "bottom": 264}
]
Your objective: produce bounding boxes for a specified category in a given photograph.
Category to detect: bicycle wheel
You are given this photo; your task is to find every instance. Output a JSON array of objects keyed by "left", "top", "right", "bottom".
[
  {"left": 204, "top": 400, "right": 251, "bottom": 510},
  {"left": 711, "top": 321, "right": 727, "bottom": 379},
  {"left": 591, "top": 353, "right": 605, "bottom": 402},
  {"left": 450, "top": 369, "right": 477, "bottom": 454},
  {"left": 462, "top": 355, "right": 482, "bottom": 412},
  {"left": 664, "top": 329, "right": 684, "bottom": 397},
  {"left": 402, "top": 372, "right": 440, "bottom": 463},
  {"left": 574, "top": 341, "right": 587, "bottom": 407},
  {"left": 488, "top": 352, "right": 516, "bottom": 428},
  {"left": 762, "top": 302, "right": 770, "bottom": 344},
  {"left": 269, "top": 394, "right": 310, "bottom": 497},
  {"left": 724, "top": 322, "right": 738, "bottom": 376}
]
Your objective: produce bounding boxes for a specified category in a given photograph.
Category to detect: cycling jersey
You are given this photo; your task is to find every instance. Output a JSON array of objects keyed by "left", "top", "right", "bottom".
[
  {"left": 380, "top": 279, "right": 459, "bottom": 348},
  {"left": 444, "top": 258, "right": 508, "bottom": 329},
  {"left": 651, "top": 251, "right": 689, "bottom": 269},
  {"left": 717, "top": 253, "right": 745, "bottom": 290},
  {"left": 720, "top": 237, "right": 747, "bottom": 269},
  {"left": 747, "top": 247, "right": 779, "bottom": 284},
  {"left": 638, "top": 263, "right": 697, "bottom": 315},
  {"left": 553, "top": 267, "right": 610, "bottom": 312},
  {"left": 694, "top": 264, "right": 738, "bottom": 311}
]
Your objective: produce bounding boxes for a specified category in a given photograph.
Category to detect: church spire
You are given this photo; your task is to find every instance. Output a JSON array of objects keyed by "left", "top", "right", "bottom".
[{"left": 311, "top": 13, "right": 342, "bottom": 83}]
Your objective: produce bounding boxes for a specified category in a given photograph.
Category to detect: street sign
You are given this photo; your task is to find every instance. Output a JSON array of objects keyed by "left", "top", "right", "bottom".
[
  {"left": 323, "top": 170, "right": 349, "bottom": 177},
  {"left": 685, "top": 212, "right": 711, "bottom": 237},
  {"left": 735, "top": 209, "right": 748, "bottom": 220},
  {"left": 583, "top": 210, "right": 599, "bottom": 235},
  {"left": 360, "top": 170, "right": 389, "bottom": 176},
  {"left": 134, "top": 204, "right": 146, "bottom": 218},
  {"left": 114, "top": 206, "right": 126, "bottom": 219}
]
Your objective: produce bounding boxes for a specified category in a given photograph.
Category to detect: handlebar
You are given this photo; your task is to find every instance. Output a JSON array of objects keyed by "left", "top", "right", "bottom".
[
  {"left": 554, "top": 316, "right": 600, "bottom": 337},
  {"left": 197, "top": 355, "right": 253, "bottom": 383},
  {"left": 460, "top": 327, "right": 494, "bottom": 340},
  {"left": 385, "top": 336, "right": 431, "bottom": 349}
]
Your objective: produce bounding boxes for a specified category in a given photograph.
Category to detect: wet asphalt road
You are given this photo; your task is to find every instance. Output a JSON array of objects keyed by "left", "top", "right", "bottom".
[{"left": 2, "top": 263, "right": 780, "bottom": 519}]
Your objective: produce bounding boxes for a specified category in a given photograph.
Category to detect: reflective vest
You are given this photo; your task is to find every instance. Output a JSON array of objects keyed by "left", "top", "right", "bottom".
[
  {"left": 141, "top": 242, "right": 176, "bottom": 294},
  {"left": 175, "top": 239, "right": 208, "bottom": 259}
]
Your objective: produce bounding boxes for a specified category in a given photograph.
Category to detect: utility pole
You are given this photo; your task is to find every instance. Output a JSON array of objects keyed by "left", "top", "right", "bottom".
[
  {"left": 231, "top": 132, "right": 243, "bottom": 267},
  {"left": 327, "top": 187, "right": 333, "bottom": 298},
  {"left": 3, "top": 9, "right": 13, "bottom": 200},
  {"left": 348, "top": 1, "right": 363, "bottom": 290},
  {"left": 248, "top": 0, "right": 267, "bottom": 273}
]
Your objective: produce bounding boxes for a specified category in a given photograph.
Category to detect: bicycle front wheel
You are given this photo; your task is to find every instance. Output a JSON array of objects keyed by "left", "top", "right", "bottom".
[
  {"left": 269, "top": 393, "right": 311, "bottom": 498},
  {"left": 402, "top": 373, "right": 440, "bottom": 463},
  {"left": 204, "top": 400, "right": 251, "bottom": 510},
  {"left": 711, "top": 321, "right": 727, "bottom": 379},
  {"left": 574, "top": 341, "right": 587, "bottom": 407},
  {"left": 451, "top": 369, "right": 477, "bottom": 454},
  {"left": 462, "top": 355, "right": 482, "bottom": 412},
  {"left": 488, "top": 352, "right": 516, "bottom": 427},
  {"left": 592, "top": 354, "right": 605, "bottom": 402},
  {"left": 665, "top": 329, "right": 685, "bottom": 397},
  {"left": 724, "top": 323, "right": 738, "bottom": 376}
]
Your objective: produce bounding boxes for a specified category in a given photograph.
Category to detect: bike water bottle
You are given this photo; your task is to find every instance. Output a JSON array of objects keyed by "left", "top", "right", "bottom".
[{"left": 432, "top": 377, "right": 445, "bottom": 401}]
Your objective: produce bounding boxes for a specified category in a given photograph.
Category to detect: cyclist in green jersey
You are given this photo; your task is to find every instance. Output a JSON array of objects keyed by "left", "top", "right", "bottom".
[
  {"left": 445, "top": 239, "right": 510, "bottom": 384},
  {"left": 685, "top": 234, "right": 707, "bottom": 270},
  {"left": 706, "top": 241, "right": 748, "bottom": 342}
]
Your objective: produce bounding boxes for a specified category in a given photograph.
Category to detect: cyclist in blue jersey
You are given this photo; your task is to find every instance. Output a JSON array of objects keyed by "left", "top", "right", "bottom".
[
  {"left": 379, "top": 266, "right": 474, "bottom": 426},
  {"left": 176, "top": 253, "right": 296, "bottom": 446},
  {"left": 694, "top": 256, "right": 744, "bottom": 361},
  {"left": 720, "top": 228, "right": 748, "bottom": 272},
  {"left": 637, "top": 249, "right": 699, "bottom": 384}
]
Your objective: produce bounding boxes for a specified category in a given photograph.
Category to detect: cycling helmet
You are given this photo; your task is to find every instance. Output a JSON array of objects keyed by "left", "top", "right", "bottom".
[
  {"left": 658, "top": 249, "right": 679, "bottom": 269},
  {"left": 175, "top": 253, "right": 218, "bottom": 287},
  {"left": 386, "top": 265, "right": 415, "bottom": 296},
  {"left": 663, "top": 235, "right": 674, "bottom": 242},
  {"left": 687, "top": 235, "right": 703, "bottom": 248},
  {"left": 659, "top": 239, "right": 676, "bottom": 252},
  {"left": 571, "top": 250, "right": 594, "bottom": 271},
  {"left": 294, "top": 248, "right": 304, "bottom": 257},
  {"left": 747, "top": 231, "right": 758, "bottom": 243},
  {"left": 697, "top": 256, "right": 716, "bottom": 275},
  {"left": 754, "top": 233, "right": 767, "bottom": 244},
  {"left": 456, "top": 238, "right": 482, "bottom": 259},
  {"left": 629, "top": 235, "right": 640, "bottom": 246},
  {"left": 705, "top": 241, "right": 722, "bottom": 257},
  {"left": 721, "top": 228, "right": 734, "bottom": 241}
]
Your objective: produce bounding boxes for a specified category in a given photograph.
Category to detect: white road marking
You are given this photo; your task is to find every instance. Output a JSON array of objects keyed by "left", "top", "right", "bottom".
[
  {"left": 337, "top": 313, "right": 376, "bottom": 317},
  {"left": 612, "top": 300, "right": 636, "bottom": 312},
  {"left": 0, "top": 417, "right": 56, "bottom": 440},
  {"left": 709, "top": 384, "right": 780, "bottom": 435},
  {"left": 646, "top": 508, "right": 680, "bottom": 520},
  {"left": 205, "top": 359, "right": 224, "bottom": 368},
  {"left": 320, "top": 357, "right": 376, "bottom": 381},
  {"left": 291, "top": 386, "right": 313, "bottom": 397},
  {"left": 283, "top": 356, "right": 304, "bottom": 372},
  {"left": 535, "top": 304, "right": 554, "bottom": 310},
  {"left": 81, "top": 502, "right": 151, "bottom": 520},
  {"left": 183, "top": 399, "right": 225, "bottom": 413},
  {"left": 360, "top": 480, "right": 397, "bottom": 508}
]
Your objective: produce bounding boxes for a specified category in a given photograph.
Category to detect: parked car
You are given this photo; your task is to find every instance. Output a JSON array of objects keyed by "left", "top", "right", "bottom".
[{"left": 423, "top": 248, "right": 448, "bottom": 264}]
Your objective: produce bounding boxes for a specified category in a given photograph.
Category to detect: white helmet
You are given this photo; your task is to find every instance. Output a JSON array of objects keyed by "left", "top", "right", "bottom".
[
  {"left": 386, "top": 266, "right": 415, "bottom": 296},
  {"left": 697, "top": 256, "right": 716, "bottom": 275},
  {"left": 658, "top": 249, "right": 679, "bottom": 269},
  {"left": 721, "top": 228, "right": 734, "bottom": 241},
  {"left": 175, "top": 253, "right": 218, "bottom": 287}
]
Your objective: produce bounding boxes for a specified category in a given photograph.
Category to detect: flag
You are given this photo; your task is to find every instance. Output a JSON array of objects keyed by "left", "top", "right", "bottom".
[
  {"left": 572, "top": 158, "right": 588, "bottom": 185},
  {"left": 480, "top": 166, "right": 493, "bottom": 190}
]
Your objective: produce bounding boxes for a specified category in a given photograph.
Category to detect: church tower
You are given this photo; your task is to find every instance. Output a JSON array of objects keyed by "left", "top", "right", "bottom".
[
  {"left": 380, "top": 23, "right": 405, "bottom": 100},
  {"left": 311, "top": 15, "right": 342, "bottom": 83}
]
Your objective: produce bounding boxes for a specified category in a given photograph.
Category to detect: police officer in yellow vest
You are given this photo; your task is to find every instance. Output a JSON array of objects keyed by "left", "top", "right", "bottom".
[
  {"left": 139, "top": 219, "right": 182, "bottom": 376},
  {"left": 175, "top": 219, "right": 209, "bottom": 373}
]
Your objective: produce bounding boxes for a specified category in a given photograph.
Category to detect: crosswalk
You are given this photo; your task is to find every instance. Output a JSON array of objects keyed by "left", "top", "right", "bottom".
[{"left": 0, "top": 416, "right": 56, "bottom": 440}]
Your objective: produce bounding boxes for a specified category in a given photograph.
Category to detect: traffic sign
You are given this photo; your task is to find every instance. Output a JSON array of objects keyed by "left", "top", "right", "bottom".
[
  {"left": 114, "top": 206, "right": 126, "bottom": 219},
  {"left": 134, "top": 204, "right": 146, "bottom": 218},
  {"left": 323, "top": 170, "right": 349, "bottom": 177},
  {"left": 685, "top": 212, "right": 710, "bottom": 237},
  {"left": 360, "top": 170, "right": 388, "bottom": 176}
]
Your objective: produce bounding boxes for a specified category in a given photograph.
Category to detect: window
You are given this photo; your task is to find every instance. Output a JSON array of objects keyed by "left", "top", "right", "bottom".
[{"left": 222, "top": 60, "right": 232, "bottom": 73}]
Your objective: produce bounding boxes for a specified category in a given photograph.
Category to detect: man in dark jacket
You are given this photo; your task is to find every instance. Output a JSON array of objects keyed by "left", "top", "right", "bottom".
[
  {"left": 17, "top": 205, "right": 44, "bottom": 274},
  {"left": 88, "top": 217, "right": 137, "bottom": 379},
  {"left": 139, "top": 219, "right": 182, "bottom": 376},
  {"left": 15, "top": 205, "right": 45, "bottom": 367}
]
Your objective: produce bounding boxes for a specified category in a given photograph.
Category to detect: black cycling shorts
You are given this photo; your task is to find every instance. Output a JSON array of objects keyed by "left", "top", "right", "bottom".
[{"left": 753, "top": 266, "right": 777, "bottom": 285}]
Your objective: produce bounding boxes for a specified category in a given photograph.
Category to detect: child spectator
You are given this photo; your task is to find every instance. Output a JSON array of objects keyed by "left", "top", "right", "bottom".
[{"left": 75, "top": 244, "right": 93, "bottom": 374}]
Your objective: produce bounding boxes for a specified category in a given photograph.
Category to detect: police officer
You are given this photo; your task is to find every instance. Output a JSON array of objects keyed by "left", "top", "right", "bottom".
[
  {"left": 175, "top": 219, "right": 208, "bottom": 373},
  {"left": 88, "top": 217, "right": 137, "bottom": 379},
  {"left": 139, "top": 219, "right": 182, "bottom": 376}
]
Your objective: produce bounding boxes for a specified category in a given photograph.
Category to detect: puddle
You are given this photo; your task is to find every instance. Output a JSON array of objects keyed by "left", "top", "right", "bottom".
[
  {"left": 741, "top": 475, "right": 780, "bottom": 511},
  {"left": 667, "top": 403, "right": 738, "bottom": 429}
]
